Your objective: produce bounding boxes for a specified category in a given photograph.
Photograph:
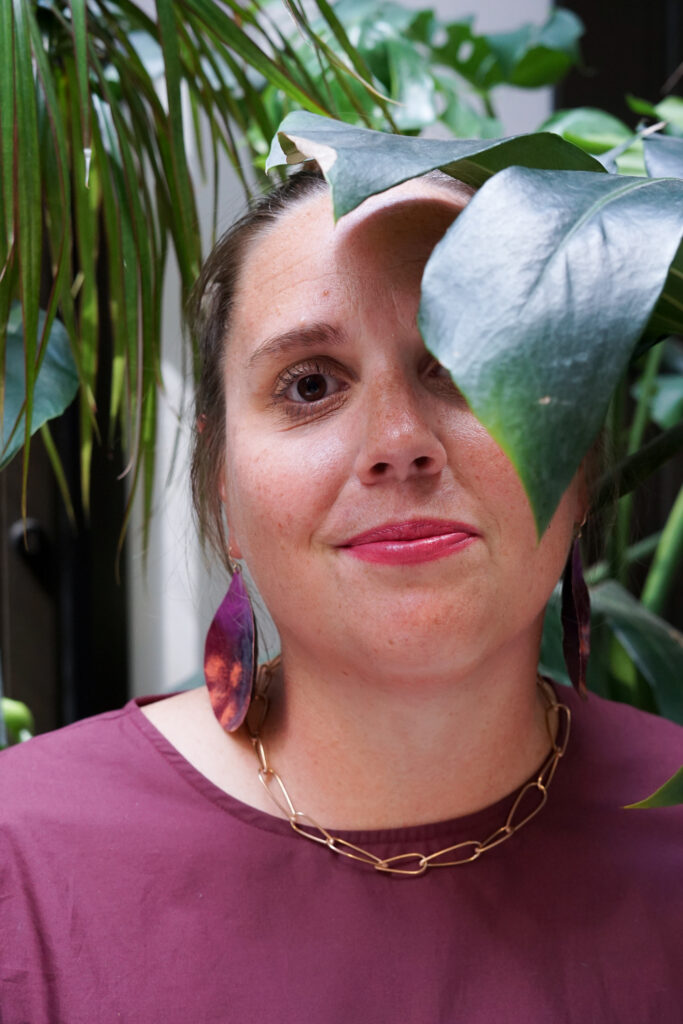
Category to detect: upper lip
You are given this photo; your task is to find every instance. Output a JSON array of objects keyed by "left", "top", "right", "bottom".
[{"left": 338, "top": 519, "right": 480, "bottom": 547}]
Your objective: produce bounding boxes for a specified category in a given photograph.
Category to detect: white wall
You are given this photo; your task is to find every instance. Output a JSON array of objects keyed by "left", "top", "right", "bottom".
[{"left": 127, "top": 0, "right": 551, "bottom": 697}]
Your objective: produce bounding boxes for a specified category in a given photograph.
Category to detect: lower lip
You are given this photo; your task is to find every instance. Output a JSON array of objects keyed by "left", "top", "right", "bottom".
[{"left": 341, "top": 532, "right": 477, "bottom": 565}]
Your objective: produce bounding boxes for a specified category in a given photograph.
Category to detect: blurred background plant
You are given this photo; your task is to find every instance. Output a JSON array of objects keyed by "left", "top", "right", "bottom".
[{"left": 0, "top": 0, "right": 680, "bottom": 788}]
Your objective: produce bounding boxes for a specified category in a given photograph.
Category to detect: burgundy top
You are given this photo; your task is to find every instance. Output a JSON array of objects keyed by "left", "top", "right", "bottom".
[{"left": 1, "top": 685, "right": 681, "bottom": 1024}]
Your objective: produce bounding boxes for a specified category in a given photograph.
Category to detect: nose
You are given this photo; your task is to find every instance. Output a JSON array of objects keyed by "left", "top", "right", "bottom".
[{"left": 354, "top": 376, "right": 447, "bottom": 485}]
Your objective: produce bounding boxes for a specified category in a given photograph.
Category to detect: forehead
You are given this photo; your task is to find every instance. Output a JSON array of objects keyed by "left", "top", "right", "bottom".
[{"left": 228, "top": 179, "right": 468, "bottom": 347}]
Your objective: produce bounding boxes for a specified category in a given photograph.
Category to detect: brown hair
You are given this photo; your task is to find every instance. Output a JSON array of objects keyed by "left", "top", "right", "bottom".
[{"left": 187, "top": 168, "right": 329, "bottom": 568}]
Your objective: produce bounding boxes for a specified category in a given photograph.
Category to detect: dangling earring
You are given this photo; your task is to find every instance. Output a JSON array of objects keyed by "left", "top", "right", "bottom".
[
  {"left": 560, "top": 526, "right": 590, "bottom": 699},
  {"left": 204, "top": 555, "right": 257, "bottom": 732}
]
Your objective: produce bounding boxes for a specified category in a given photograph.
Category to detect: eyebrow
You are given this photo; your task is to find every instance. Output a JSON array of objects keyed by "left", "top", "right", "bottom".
[{"left": 247, "top": 322, "right": 347, "bottom": 368}]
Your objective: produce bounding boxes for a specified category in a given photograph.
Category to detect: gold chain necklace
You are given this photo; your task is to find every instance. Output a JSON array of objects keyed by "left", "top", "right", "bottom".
[{"left": 245, "top": 664, "right": 571, "bottom": 878}]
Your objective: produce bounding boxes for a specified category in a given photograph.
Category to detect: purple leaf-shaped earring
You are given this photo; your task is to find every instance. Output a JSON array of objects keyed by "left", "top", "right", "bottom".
[
  {"left": 561, "top": 535, "right": 591, "bottom": 699},
  {"left": 204, "top": 563, "right": 257, "bottom": 732}
]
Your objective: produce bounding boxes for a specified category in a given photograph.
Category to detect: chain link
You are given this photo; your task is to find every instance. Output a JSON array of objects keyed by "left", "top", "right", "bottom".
[{"left": 245, "top": 665, "right": 570, "bottom": 878}]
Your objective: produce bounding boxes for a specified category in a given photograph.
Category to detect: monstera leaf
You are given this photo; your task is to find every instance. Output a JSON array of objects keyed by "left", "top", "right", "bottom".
[
  {"left": 266, "top": 110, "right": 603, "bottom": 216},
  {"left": 643, "top": 133, "right": 683, "bottom": 178},
  {"left": 419, "top": 169, "right": 683, "bottom": 532},
  {"left": 268, "top": 115, "right": 683, "bottom": 534}
]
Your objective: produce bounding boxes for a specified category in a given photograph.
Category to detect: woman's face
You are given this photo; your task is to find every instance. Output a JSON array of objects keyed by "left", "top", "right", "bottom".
[{"left": 221, "top": 182, "right": 585, "bottom": 680}]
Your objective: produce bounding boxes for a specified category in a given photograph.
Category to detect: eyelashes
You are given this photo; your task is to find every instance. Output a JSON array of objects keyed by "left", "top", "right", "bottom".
[
  {"left": 269, "top": 354, "right": 464, "bottom": 422},
  {"left": 271, "top": 358, "right": 350, "bottom": 420}
]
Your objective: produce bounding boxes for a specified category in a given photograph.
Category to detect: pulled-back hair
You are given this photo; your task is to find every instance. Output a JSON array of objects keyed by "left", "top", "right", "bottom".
[{"left": 187, "top": 168, "right": 329, "bottom": 569}]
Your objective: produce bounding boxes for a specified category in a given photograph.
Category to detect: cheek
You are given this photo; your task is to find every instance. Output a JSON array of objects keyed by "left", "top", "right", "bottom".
[
  {"left": 451, "top": 422, "right": 537, "bottom": 537},
  {"left": 454, "top": 422, "right": 576, "bottom": 574},
  {"left": 222, "top": 420, "right": 351, "bottom": 565}
]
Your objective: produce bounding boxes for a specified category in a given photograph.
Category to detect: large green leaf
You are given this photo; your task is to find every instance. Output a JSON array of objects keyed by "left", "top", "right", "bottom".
[
  {"left": 418, "top": 169, "right": 683, "bottom": 534},
  {"left": 0, "top": 305, "right": 78, "bottom": 470},
  {"left": 643, "top": 133, "right": 683, "bottom": 178},
  {"left": 266, "top": 110, "right": 603, "bottom": 217},
  {"left": 591, "top": 581, "right": 683, "bottom": 724}
]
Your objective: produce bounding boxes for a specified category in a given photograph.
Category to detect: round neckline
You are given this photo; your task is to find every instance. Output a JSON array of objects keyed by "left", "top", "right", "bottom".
[{"left": 128, "top": 682, "right": 576, "bottom": 850}]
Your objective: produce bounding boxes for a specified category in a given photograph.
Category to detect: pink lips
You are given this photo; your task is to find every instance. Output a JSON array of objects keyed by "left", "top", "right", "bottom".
[{"left": 338, "top": 519, "right": 479, "bottom": 565}]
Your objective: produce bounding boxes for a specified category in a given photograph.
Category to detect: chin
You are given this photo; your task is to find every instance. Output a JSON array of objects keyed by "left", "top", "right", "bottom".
[{"left": 350, "top": 614, "right": 488, "bottom": 676}]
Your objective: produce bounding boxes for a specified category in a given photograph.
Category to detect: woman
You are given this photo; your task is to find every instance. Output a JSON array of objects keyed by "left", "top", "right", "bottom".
[{"left": 1, "top": 168, "right": 681, "bottom": 1023}]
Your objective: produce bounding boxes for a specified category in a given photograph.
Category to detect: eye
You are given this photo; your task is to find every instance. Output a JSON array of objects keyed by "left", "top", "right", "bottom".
[
  {"left": 287, "top": 371, "right": 341, "bottom": 403},
  {"left": 272, "top": 358, "right": 349, "bottom": 418},
  {"left": 426, "top": 358, "right": 450, "bottom": 379},
  {"left": 423, "top": 356, "right": 464, "bottom": 399}
]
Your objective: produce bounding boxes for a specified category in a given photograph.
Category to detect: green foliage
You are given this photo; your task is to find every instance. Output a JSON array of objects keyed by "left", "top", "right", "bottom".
[
  {"left": 1, "top": 305, "right": 78, "bottom": 471},
  {"left": 0, "top": 0, "right": 585, "bottom": 542},
  {"left": 254, "top": 3, "right": 582, "bottom": 144},
  {"left": 266, "top": 110, "right": 602, "bottom": 215},
  {"left": 0, "top": 0, "right": 356, "bottom": 538},
  {"left": 268, "top": 113, "right": 683, "bottom": 534},
  {"left": 0, "top": 697, "right": 35, "bottom": 748},
  {"left": 539, "top": 107, "right": 647, "bottom": 174}
]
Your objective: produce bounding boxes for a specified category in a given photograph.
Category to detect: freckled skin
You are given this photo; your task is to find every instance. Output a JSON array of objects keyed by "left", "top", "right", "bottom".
[{"left": 221, "top": 182, "right": 585, "bottom": 687}]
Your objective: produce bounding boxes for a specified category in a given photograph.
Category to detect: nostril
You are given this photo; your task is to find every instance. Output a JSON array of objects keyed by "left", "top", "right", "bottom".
[
  {"left": 371, "top": 462, "right": 389, "bottom": 476},
  {"left": 414, "top": 456, "right": 431, "bottom": 470}
]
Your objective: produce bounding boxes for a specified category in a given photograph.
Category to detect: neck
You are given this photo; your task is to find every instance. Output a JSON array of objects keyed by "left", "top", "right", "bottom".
[{"left": 257, "top": 626, "right": 554, "bottom": 830}]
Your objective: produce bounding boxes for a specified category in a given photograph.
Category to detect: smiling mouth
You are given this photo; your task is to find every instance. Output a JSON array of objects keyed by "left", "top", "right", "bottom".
[{"left": 338, "top": 519, "right": 480, "bottom": 565}]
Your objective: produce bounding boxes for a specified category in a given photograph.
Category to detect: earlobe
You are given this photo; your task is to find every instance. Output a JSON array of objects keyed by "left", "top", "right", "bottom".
[{"left": 227, "top": 534, "right": 243, "bottom": 561}]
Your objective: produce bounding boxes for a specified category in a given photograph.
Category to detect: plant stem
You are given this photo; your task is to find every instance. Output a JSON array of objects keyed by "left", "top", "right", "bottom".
[
  {"left": 594, "top": 420, "right": 683, "bottom": 509},
  {"left": 640, "top": 485, "right": 683, "bottom": 614},
  {"left": 614, "top": 346, "right": 666, "bottom": 585},
  {"left": 482, "top": 91, "right": 497, "bottom": 121},
  {"left": 585, "top": 531, "right": 662, "bottom": 585},
  {"left": 628, "top": 346, "right": 666, "bottom": 452},
  {"left": 607, "top": 377, "right": 629, "bottom": 581}
]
